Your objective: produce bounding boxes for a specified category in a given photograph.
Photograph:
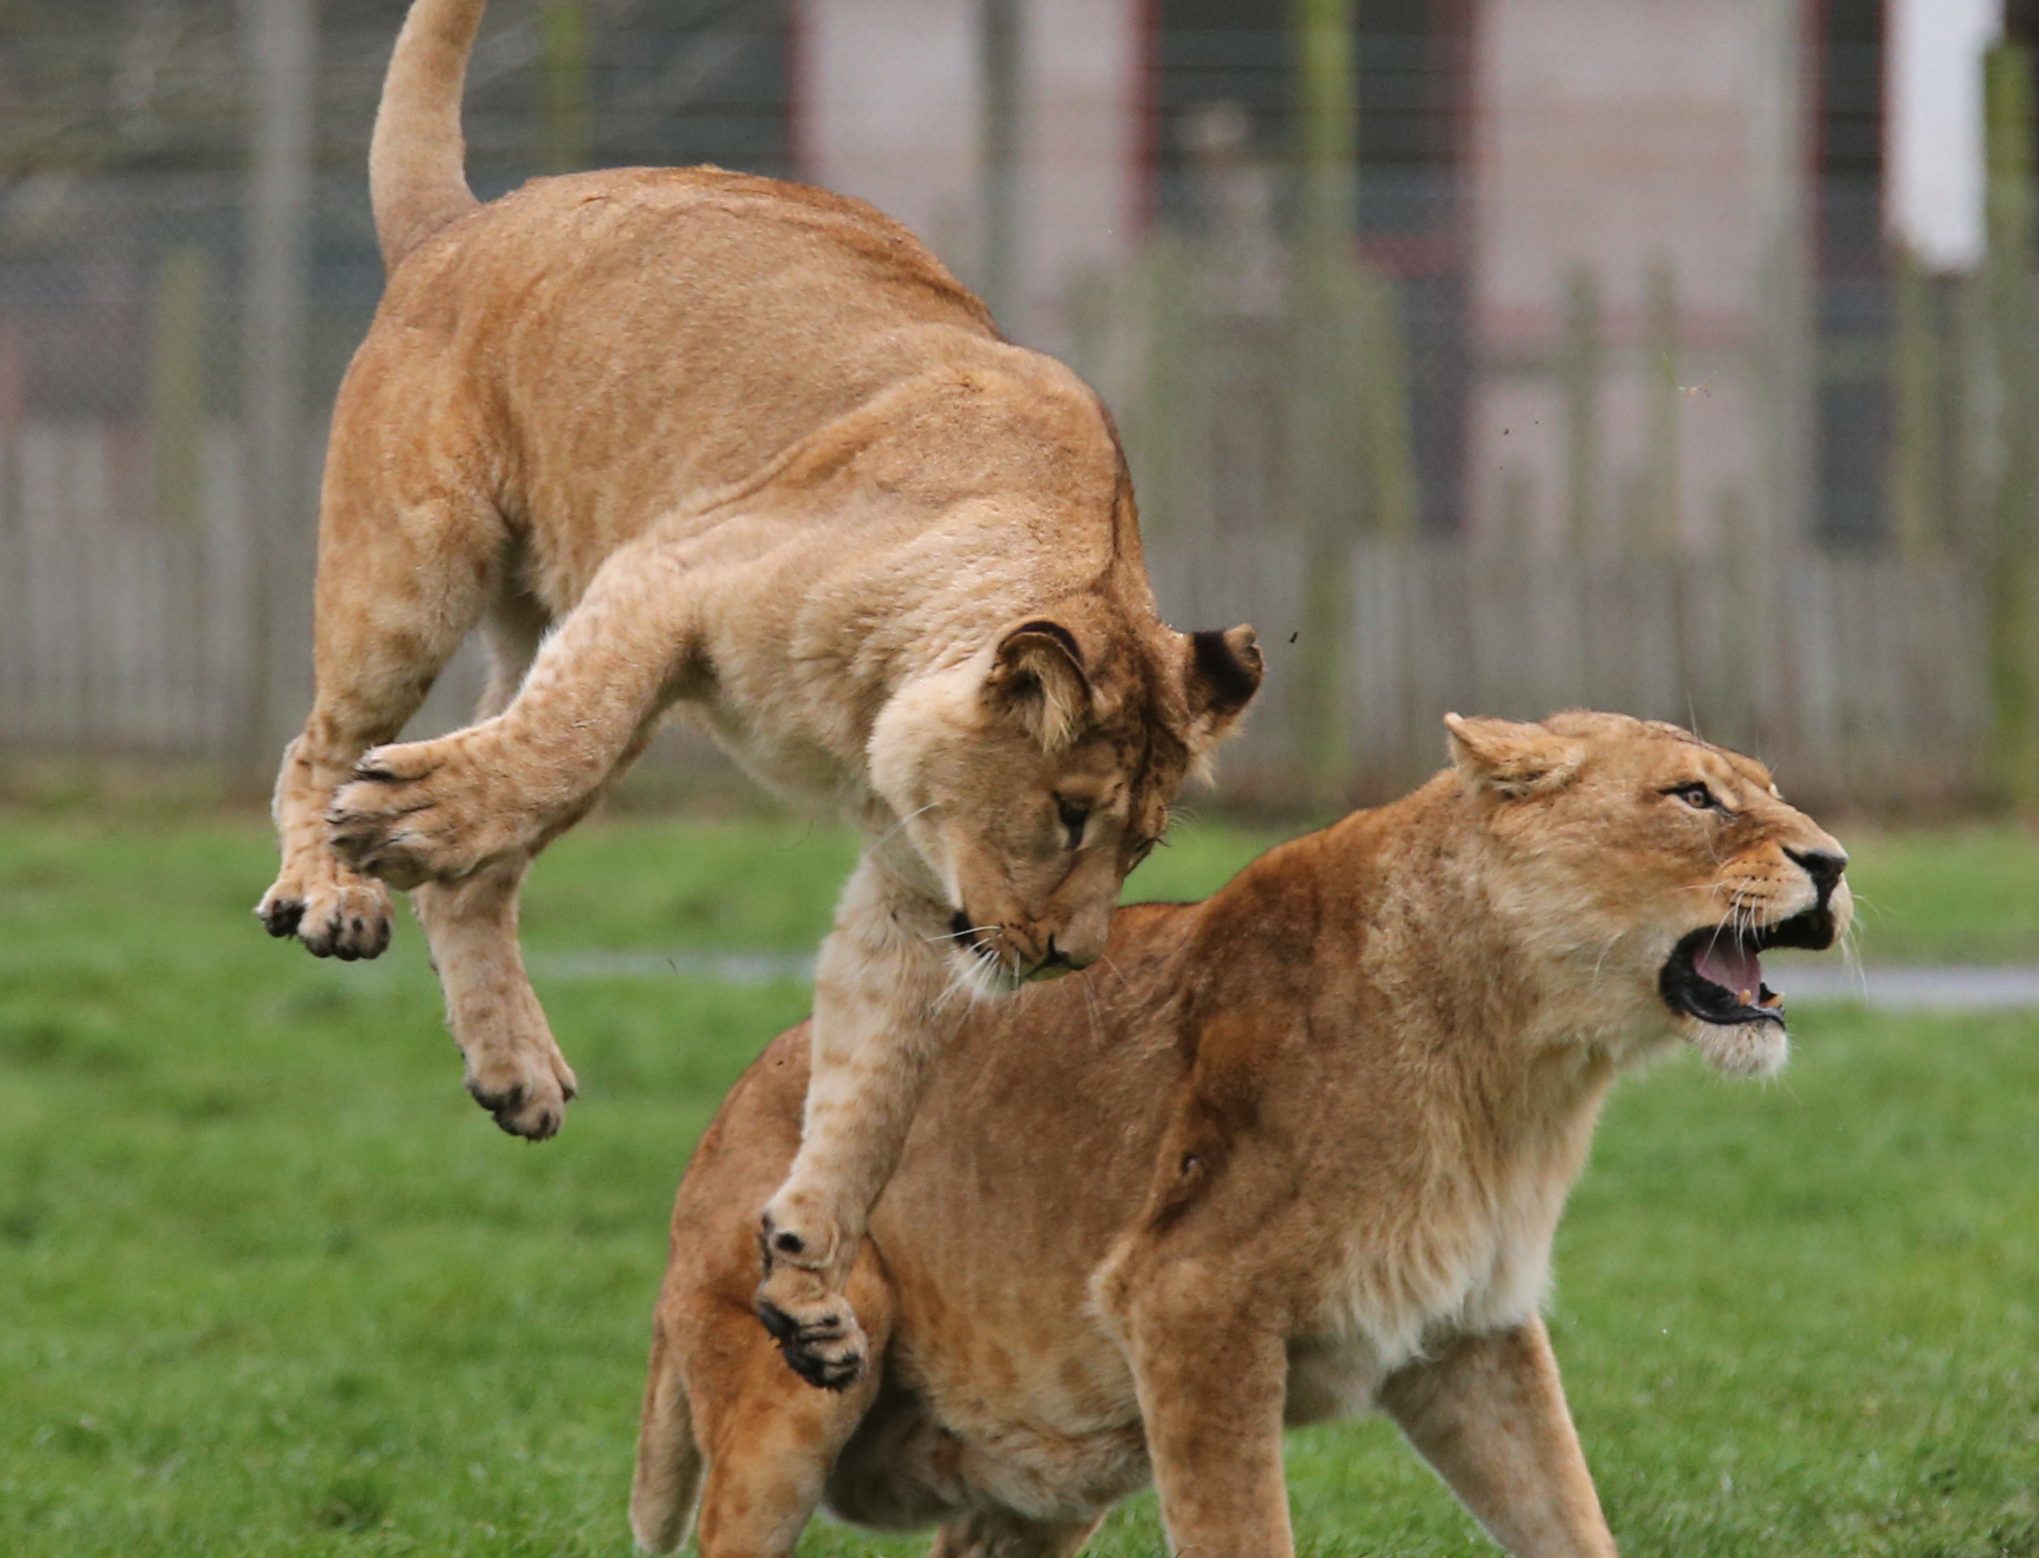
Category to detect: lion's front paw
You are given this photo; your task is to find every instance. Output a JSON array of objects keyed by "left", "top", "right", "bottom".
[
  {"left": 256, "top": 867, "right": 393, "bottom": 961},
  {"left": 754, "top": 1261, "right": 868, "bottom": 1392},
  {"left": 327, "top": 738, "right": 526, "bottom": 890},
  {"left": 463, "top": 1030, "right": 579, "bottom": 1141}
]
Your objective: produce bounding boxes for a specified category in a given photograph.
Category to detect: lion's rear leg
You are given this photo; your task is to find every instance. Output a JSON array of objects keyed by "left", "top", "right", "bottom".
[
  {"left": 408, "top": 600, "right": 585, "bottom": 1140},
  {"left": 629, "top": 1324, "right": 705, "bottom": 1554},
  {"left": 641, "top": 1253, "right": 891, "bottom": 1555},
  {"left": 258, "top": 484, "right": 501, "bottom": 960}
]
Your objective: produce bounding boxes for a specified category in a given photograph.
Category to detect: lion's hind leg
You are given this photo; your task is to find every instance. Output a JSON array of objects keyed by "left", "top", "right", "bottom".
[
  {"left": 408, "top": 600, "right": 584, "bottom": 1140},
  {"left": 258, "top": 479, "right": 502, "bottom": 961},
  {"left": 629, "top": 1323, "right": 704, "bottom": 1554},
  {"left": 641, "top": 1095, "right": 893, "bottom": 1557}
]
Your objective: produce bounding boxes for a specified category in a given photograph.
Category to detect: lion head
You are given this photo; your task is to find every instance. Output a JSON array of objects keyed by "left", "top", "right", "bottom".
[
  {"left": 1444, "top": 710, "right": 1851, "bottom": 1077},
  {"left": 871, "top": 615, "right": 1262, "bottom": 988}
]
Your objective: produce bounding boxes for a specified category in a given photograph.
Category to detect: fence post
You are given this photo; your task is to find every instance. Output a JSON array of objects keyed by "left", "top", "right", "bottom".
[
  {"left": 1643, "top": 257, "right": 1681, "bottom": 552},
  {"left": 1748, "top": 0, "right": 1812, "bottom": 551},
  {"left": 980, "top": 0, "right": 1024, "bottom": 325},
  {"left": 1561, "top": 263, "right": 1602, "bottom": 550},
  {"left": 236, "top": 0, "right": 316, "bottom": 791},
  {"left": 1889, "top": 249, "right": 1943, "bottom": 560},
  {"left": 150, "top": 246, "right": 209, "bottom": 533},
  {"left": 1983, "top": 42, "right": 2039, "bottom": 805},
  {"left": 540, "top": 1, "right": 591, "bottom": 174},
  {"left": 1354, "top": 265, "right": 1420, "bottom": 540},
  {"left": 1140, "top": 236, "right": 1212, "bottom": 545},
  {"left": 1288, "top": 0, "right": 1358, "bottom": 802}
]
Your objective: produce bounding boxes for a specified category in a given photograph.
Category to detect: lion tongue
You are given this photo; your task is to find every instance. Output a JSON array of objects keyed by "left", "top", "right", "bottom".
[{"left": 1694, "top": 942, "right": 1761, "bottom": 1004}]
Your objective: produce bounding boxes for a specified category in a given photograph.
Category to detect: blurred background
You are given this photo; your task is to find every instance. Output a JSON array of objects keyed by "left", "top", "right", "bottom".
[{"left": 4, "top": 0, "right": 2037, "bottom": 812}]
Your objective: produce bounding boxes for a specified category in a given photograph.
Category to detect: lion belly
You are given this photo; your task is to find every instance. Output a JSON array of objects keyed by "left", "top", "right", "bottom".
[
  {"left": 689, "top": 695, "right": 870, "bottom": 818},
  {"left": 826, "top": 1333, "right": 1152, "bottom": 1531}
]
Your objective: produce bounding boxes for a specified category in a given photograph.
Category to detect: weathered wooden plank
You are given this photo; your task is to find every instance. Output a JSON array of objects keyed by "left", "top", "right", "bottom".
[{"left": 0, "top": 415, "right": 2006, "bottom": 805}]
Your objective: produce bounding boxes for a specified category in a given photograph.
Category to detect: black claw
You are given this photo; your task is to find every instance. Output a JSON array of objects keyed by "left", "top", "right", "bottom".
[
  {"left": 789, "top": 1346, "right": 862, "bottom": 1392},
  {"left": 261, "top": 900, "right": 304, "bottom": 938},
  {"left": 755, "top": 1300, "right": 865, "bottom": 1391},
  {"left": 785, "top": 1339, "right": 862, "bottom": 1392},
  {"left": 756, "top": 1301, "right": 799, "bottom": 1345}
]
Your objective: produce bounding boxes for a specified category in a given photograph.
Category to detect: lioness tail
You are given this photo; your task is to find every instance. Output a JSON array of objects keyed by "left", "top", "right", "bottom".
[
  {"left": 629, "top": 1325, "right": 704, "bottom": 1552},
  {"left": 369, "top": 0, "right": 487, "bottom": 272}
]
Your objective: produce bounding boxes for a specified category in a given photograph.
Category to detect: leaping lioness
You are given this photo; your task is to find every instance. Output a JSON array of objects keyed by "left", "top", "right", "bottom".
[
  {"left": 255, "top": 0, "right": 1260, "bottom": 1390},
  {"left": 633, "top": 712, "right": 1851, "bottom": 1556}
]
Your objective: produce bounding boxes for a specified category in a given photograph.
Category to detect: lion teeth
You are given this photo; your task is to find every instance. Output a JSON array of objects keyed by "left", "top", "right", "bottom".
[
  {"left": 1758, "top": 989, "right": 1785, "bottom": 1008},
  {"left": 1738, "top": 988, "right": 1754, "bottom": 1007}
]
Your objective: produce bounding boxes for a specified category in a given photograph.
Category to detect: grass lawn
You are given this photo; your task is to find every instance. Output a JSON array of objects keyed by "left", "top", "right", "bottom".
[{"left": 0, "top": 810, "right": 2035, "bottom": 1555}]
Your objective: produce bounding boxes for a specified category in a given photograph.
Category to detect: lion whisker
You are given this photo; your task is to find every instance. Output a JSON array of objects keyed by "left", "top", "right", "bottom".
[
  {"left": 873, "top": 802, "right": 939, "bottom": 854},
  {"left": 1075, "top": 969, "right": 1104, "bottom": 1047},
  {"left": 1589, "top": 929, "right": 1625, "bottom": 987},
  {"left": 925, "top": 924, "right": 999, "bottom": 945}
]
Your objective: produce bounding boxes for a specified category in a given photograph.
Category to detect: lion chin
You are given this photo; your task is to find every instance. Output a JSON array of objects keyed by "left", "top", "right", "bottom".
[
  {"left": 1658, "top": 906, "right": 1840, "bottom": 1079},
  {"left": 1687, "top": 1017, "right": 1790, "bottom": 1079}
]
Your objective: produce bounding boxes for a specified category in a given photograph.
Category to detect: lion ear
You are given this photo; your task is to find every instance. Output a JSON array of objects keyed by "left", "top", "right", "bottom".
[
  {"left": 1182, "top": 625, "right": 1263, "bottom": 753},
  {"left": 986, "top": 619, "right": 1092, "bottom": 750},
  {"left": 1444, "top": 713, "right": 1584, "bottom": 797}
]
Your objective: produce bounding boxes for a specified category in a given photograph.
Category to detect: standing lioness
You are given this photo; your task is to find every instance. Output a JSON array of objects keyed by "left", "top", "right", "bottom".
[
  {"left": 256, "top": 0, "right": 1259, "bottom": 1389},
  {"left": 633, "top": 713, "right": 1851, "bottom": 1556}
]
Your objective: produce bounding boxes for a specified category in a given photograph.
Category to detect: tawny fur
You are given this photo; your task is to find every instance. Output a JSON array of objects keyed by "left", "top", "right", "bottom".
[
  {"left": 633, "top": 713, "right": 1851, "bottom": 1556},
  {"left": 256, "top": 0, "right": 1259, "bottom": 1390}
]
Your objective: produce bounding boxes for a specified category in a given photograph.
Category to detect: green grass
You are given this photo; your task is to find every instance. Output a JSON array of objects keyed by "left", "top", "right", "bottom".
[
  {"left": 244, "top": 810, "right": 2038, "bottom": 964},
  {"left": 1, "top": 812, "right": 2035, "bottom": 1555}
]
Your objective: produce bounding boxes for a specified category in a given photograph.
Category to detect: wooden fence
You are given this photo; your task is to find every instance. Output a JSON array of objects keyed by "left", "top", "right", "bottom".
[
  {"left": 0, "top": 419, "right": 1996, "bottom": 809},
  {"left": 1149, "top": 538, "right": 1988, "bottom": 807}
]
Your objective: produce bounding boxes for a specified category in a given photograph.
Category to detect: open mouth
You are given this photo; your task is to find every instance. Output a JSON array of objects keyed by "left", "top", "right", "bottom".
[{"left": 1659, "top": 907, "right": 1836, "bottom": 1027}]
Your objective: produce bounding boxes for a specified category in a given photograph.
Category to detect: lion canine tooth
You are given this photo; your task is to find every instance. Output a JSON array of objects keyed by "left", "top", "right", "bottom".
[
  {"left": 1759, "top": 989, "right": 1785, "bottom": 1008},
  {"left": 1738, "top": 988, "right": 1754, "bottom": 1007}
]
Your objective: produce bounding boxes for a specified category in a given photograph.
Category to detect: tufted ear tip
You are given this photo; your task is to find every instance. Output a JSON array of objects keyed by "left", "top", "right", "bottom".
[{"left": 1188, "top": 624, "right": 1263, "bottom": 722}]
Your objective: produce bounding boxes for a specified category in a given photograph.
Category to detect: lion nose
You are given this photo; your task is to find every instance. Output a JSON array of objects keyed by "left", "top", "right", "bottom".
[
  {"left": 1042, "top": 934, "right": 1097, "bottom": 973},
  {"left": 1786, "top": 846, "right": 1847, "bottom": 905}
]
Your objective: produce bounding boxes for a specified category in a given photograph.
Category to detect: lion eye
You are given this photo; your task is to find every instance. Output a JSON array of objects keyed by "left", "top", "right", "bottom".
[
  {"left": 1055, "top": 797, "right": 1091, "bottom": 851},
  {"left": 1668, "top": 782, "right": 1718, "bottom": 811}
]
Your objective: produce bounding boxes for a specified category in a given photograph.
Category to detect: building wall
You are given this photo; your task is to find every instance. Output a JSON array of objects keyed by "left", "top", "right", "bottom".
[
  {"left": 795, "top": 0, "right": 1144, "bottom": 348},
  {"left": 796, "top": 0, "right": 985, "bottom": 278},
  {"left": 1465, "top": 0, "right": 1811, "bottom": 547}
]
